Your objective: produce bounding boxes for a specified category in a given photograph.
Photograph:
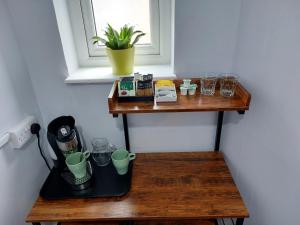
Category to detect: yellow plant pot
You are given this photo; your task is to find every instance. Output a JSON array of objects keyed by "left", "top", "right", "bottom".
[{"left": 106, "top": 47, "right": 135, "bottom": 75}]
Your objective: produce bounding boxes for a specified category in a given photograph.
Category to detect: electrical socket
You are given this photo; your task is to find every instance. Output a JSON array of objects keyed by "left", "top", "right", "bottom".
[{"left": 10, "top": 116, "right": 36, "bottom": 149}]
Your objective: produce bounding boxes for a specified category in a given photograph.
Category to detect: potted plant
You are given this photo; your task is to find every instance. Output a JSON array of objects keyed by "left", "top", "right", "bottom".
[{"left": 92, "top": 24, "right": 145, "bottom": 75}]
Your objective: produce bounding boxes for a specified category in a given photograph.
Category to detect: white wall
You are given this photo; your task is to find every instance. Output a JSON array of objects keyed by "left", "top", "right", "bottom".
[
  {"left": 222, "top": 0, "right": 300, "bottom": 225},
  {"left": 0, "top": 0, "right": 48, "bottom": 224},
  {"left": 4, "top": 0, "right": 300, "bottom": 225},
  {"left": 174, "top": 0, "right": 241, "bottom": 75}
]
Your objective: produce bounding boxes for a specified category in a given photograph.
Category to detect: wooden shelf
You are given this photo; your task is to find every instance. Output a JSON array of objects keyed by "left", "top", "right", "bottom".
[
  {"left": 108, "top": 79, "right": 251, "bottom": 115},
  {"left": 27, "top": 152, "right": 249, "bottom": 223},
  {"left": 61, "top": 220, "right": 215, "bottom": 225}
]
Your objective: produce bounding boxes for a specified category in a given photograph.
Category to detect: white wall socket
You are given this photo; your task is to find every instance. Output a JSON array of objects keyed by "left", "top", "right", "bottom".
[{"left": 10, "top": 116, "right": 36, "bottom": 149}]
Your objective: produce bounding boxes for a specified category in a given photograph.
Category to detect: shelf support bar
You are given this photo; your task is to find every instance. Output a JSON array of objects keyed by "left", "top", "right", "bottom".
[
  {"left": 122, "top": 114, "right": 130, "bottom": 151},
  {"left": 236, "top": 218, "right": 244, "bottom": 225},
  {"left": 214, "top": 111, "right": 224, "bottom": 151}
]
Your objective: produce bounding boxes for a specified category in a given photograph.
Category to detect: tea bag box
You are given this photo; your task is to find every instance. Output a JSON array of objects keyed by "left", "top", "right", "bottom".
[{"left": 118, "top": 77, "right": 136, "bottom": 97}]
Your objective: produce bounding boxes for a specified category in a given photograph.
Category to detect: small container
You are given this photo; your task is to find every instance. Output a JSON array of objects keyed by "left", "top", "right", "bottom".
[
  {"left": 200, "top": 76, "right": 218, "bottom": 96},
  {"left": 188, "top": 85, "right": 197, "bottom": 95},
  {"left": 180, "top": 86, "right": 188, "bottom": 95},
  {"left": 220, "top": 74, "right": 238, "bottom": 97},
  {"left": 183, "top": 79, "right": 191, "bottom": 87}
]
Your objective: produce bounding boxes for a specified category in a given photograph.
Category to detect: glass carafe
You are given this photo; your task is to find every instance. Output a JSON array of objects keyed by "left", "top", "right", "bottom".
[{"left": 91, "top": 138, "right": 116, "bottom": 166}]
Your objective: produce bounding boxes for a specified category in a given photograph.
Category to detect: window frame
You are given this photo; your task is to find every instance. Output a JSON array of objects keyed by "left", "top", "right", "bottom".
[{"left": 67, "top": 0, "right": 172, "bottom": 67}]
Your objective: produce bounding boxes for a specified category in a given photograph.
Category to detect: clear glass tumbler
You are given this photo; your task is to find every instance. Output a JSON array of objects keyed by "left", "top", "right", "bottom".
[
  {"left": 91, "top": 138, "right": 115, "bottom": 166},
  {"left": 220, "top": 74, "right": 238, "bottom": 97},
  {"left": 200, "top": 76, "right": 218, "bottom": 96}
]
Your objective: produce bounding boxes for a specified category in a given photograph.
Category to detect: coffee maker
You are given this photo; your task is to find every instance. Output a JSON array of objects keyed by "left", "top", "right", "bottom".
[
  {"left": 47, "top": 116, "right": 92, "bottom": 190},
  {"left": 47, "top": 116, "right": 82, "bottom": 168}
]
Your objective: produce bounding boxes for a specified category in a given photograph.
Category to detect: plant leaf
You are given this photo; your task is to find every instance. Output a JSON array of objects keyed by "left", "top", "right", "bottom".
[
  {"left": 92, "top": 36, "right": 107, "bottom": 45},
  {"left": 131, "top": 33, "right": 146, "bottom": 46},
  {"left": 102, "top": 24, "right": 146, "bottom": 49},
  {"left": 133, "top": 30, "right": 143, "bottom": 35}
]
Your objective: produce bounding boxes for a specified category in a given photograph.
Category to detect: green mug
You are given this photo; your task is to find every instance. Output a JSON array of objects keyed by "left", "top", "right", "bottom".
[
  {"left": 111, "top": 149, "right": 136, "bottom": 175},
  {"left": 65, "top": 151, "right": 90, "bottom": 179}
]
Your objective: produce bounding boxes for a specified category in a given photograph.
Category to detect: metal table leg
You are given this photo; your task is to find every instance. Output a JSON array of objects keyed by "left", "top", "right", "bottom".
[
  {"left": 214, "top": 111, "right": 224, "bottom": 151},
  {"left": 122, "top": 114, "right": 130, "bottom": 151},
  {"left": 121, "top": 221, "right": 134, "bottom": 225},
  {"left": 236, "top": 218, "right": 244, "bottom": 225}
]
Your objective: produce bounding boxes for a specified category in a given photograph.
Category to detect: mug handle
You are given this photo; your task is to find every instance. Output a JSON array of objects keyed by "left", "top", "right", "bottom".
[
  {"left": 87, "top": 161, "right": 92, "bottom": 175},
  {"left": 83, "top": 151, "right": 90, "bottom": 159},
  {"left": 129, "top": 153, "right": 136, "bottom": 161}
]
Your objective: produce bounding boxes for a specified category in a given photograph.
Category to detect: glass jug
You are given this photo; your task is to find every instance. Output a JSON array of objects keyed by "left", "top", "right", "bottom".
[{"left": 91, "top": 138, "right": 116, "bottom": 166}]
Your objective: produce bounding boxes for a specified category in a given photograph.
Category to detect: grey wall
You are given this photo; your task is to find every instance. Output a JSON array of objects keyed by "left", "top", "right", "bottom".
[
  {"left": 222, "top": 0, "right": 300, "bottom": 225},
  {"left": 3, "top": 0, "right": 300, "bottom": 225},
  {"left": 0, "top": 0, "right": 48, "bottom": 224},
  {"left": 174, "top": 0, "right": 241, "bottom": 75}
]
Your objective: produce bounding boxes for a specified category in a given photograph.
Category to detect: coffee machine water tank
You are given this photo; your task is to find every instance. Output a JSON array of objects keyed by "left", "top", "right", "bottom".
[
  {"left": 56, "top": 125, "right": 79, "bottom": 157},
  {"left": 47, "top": 116, "right": 83, "bottom": 169}
]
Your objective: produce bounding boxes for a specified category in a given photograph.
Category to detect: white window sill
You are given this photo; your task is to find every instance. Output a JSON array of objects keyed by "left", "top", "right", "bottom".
[{"left": 65, "top": 65, "right": 176, "bottom": 84}]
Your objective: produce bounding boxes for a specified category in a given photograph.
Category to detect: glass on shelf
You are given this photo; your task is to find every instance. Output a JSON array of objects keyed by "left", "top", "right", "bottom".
[
  {"left": 200, "top": 74, "right": 218, "bottom": 96},
  {"left": 220, "top": 74, "right": 239, "bottom": 97}
]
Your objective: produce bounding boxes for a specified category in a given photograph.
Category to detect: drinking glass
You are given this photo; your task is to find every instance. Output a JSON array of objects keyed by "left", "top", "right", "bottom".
[
  {"left": 91, "top": 138, "right": 116, "bottom": 166},
  {"left": 200, "top": 76, "right": 218, "bottom": 96},
  {"left": 220, "top": 74, "right": 238, "bottom": 97}
]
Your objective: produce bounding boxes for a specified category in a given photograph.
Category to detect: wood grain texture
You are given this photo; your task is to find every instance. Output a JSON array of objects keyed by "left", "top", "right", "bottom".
[
  {"left": 107, "top": 79, "right": 251, "bottom": 114},
  {"left": 135, "top": 220, "right": 215, "bottom": 225},
  {"left": 61, "top": 222, "right": 119, "bottom": 225},
  {"left": 27, "top": 152, "right": 249, "bottom": 223},
  {"left": 61, "top": 220, "right": 214, "bottom": 225}
]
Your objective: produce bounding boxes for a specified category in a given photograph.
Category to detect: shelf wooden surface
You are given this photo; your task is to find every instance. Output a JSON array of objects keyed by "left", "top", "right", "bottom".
[
  {"left": 27, "top": 152, "right": 249, "bottom": 223},
  {"left": 108, "top": 79, "right": 251, "bottom": 114},
  {"left": 61, "top": 219, "right": 215, "bottom": 225}
]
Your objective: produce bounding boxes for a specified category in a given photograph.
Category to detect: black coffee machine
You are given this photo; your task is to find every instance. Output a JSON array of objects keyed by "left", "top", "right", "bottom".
[
  {"left": 47, "top": 116, "right": 82, "bottom": 169},
  {"left": 47, "top": 116, "right": 92, "bottom": 190}
]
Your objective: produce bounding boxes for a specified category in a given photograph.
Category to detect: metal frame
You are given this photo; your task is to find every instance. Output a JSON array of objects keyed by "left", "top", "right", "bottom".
[
  {"left": 122, "top": 114, "right": 130, "bottom": 151},
  {"left": 214, "top": 111, "right": 224, "bottom": 151},
  {"left": 121, "top": 111, "right": 230, "bottom": 153},
  {"left": 214, "top": 218, "right": 244, "bottom": 225},
  {"left": 236, "top": 218, "right": 244, "bottom": 225}
]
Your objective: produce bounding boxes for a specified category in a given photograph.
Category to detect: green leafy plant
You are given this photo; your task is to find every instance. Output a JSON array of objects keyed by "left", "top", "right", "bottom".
[{"left": 92, "top": 24, "right": 145, "bottom": 50}]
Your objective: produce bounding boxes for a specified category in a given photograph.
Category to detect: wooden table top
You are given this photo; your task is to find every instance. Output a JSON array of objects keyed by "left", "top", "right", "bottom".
[
  {"left": 27, "top": 152, "right": 249, "bottom": 223},
  {"left": 108, "top": 79, "right": 251, "bottom": 114}
]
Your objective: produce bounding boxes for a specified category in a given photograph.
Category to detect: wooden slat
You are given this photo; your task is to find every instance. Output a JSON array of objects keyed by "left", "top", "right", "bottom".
[
  {"left": 27, "top": 152, "right": 249, "bottom": 223},
  {"left": 135, "top": 220, "right": 215, "bottom": 225},
  {"left": 61, "top": 223, "right": 118, "bottom": 225},
  {"left": 107, "top": 79, "right": 251, "bottom": 114},
  {"left": 108, "top": 81, "right": 118, "bottom": 112}
]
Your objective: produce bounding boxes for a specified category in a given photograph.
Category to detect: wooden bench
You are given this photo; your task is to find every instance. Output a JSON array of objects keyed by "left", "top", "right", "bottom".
[{"left": 61, "top": 220, "right": 215, "bottom": 225}]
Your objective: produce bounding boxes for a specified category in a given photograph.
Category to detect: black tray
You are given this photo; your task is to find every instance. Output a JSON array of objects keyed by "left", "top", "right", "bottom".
[
  {"left": 118, "top": 95, "right": 154, "bottom": 102},
  {"left": 40, "top": 161, "right": 132, "bottom": 199}
]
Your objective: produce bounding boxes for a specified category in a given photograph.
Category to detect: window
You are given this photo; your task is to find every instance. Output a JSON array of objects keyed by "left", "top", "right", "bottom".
[{"left": 67, "top": 0, "right": 173, "bottom": 67}]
